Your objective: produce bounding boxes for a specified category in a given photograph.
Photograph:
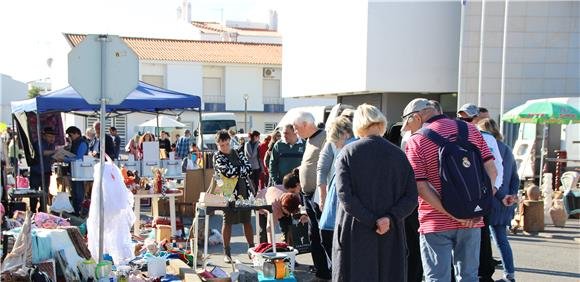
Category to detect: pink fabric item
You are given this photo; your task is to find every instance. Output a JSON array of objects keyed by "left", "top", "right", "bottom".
[
  {"left": 16, "top": 176, "right": 29, "bottom": 188},
  {"left": 33, "top": 212, "right": 70, "bottom": 229}
]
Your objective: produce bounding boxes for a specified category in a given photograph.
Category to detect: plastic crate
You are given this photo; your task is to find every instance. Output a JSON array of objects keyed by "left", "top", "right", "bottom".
[{"left": 248, "top": 247, "right": 298, "bottom": 272}]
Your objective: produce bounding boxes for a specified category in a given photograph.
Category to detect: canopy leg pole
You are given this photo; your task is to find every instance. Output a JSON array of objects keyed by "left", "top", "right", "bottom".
[
  {"left": 156, "top": 112, "right": 160, "bottom": 137},
  {"left": 98, "top": 35, "right": 107, "bottom": 263},
  {"left": 539, "top": 124, "right": 547, "bottom": 186},
  {"left": 36, "top": 111, "right": 47, "bottom": 213}
]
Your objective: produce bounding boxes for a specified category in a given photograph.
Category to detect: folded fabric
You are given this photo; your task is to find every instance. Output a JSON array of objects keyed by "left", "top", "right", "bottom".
[
  {"left": 41, "top": 229, "right": 85, "bottom": 268},
  {"left": 152, "top": 217, "right": 184, "bottom": 229},
  {"left": 253, "top": 242, "right": 290, "bottom": 253},
  {"left": 34, "top": 212, "right": 70, "bottom": 229},
  {"left": 60, "top": 226, "right": 92, "bottom": 259},
  {"left": 32, "top": 230, "right": 53, "bottom": 264}
]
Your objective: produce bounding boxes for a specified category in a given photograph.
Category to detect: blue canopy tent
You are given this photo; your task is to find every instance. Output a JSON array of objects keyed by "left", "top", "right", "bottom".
[
  {"left": 11, "top": 81, "right": 201, "bottom": 114},
  {"left": 10, "top": 81, "right": 203, "bottom": 212}
]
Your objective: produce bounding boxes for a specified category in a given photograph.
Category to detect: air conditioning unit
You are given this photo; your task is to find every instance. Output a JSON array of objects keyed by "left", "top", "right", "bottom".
[{"left": 263, "top": 68, "right": 275, "bottom": 78}]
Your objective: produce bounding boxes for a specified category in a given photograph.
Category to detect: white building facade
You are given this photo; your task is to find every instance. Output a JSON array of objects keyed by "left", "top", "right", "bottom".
[
  {"left": 282, "top": 0, "right": 579, "bottom": 126},
  {"left": 53, "top": 33, "right": 332, "bottom": 145}
]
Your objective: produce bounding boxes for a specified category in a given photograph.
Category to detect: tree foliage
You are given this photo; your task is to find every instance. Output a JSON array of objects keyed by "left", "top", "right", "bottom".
[{"left": 28, "top": 86, "right": 42, "bottom": 98}]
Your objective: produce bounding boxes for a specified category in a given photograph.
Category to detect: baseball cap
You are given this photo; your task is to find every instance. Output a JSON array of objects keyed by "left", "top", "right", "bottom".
[
  {"left": 402, "top": 99, "right": 434, "bottom": 119},
  {"left": 401, "top": 98, "right": 434, "bottom": 129},
  {"left": 458, "top": 103, "right": 479, "bottom": 118}
]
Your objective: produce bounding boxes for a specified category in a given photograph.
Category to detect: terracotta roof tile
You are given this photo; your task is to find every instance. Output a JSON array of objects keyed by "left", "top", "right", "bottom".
[{"left": 65, "top": 33, "right": 281, "bottom": 65}]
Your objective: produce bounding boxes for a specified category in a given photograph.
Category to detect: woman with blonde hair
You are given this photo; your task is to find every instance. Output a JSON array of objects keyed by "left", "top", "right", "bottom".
[
  {"left": 332, "top": 104, "right": 418, "bottom": 281},
  {"left": 318, "top": 116, "right": 355, "bottom": 266},
  {"left": 477, "top": 118, "right": 518, "bottom": 282}
]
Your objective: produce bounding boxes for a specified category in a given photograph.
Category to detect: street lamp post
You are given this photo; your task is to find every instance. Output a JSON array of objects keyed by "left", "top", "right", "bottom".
[{"left": 243, "top": 94, "right": 249, "bottom": 133}]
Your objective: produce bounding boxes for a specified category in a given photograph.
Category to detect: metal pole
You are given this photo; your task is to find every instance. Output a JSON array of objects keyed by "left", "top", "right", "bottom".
[
  {"left": 36, "top": 111, "right": 46, "bottom": 213},
  {"left": 244, "top": 95, "right": 248, "bottom": 133},
  {"left": 539, "top": 124, "right": 547, "bottom": 186},
  {"left": 457, "top": 0, "right": 466, "bottom": 101},
  {"left": 499, "top": 0, "right": 510, "bottom": 133},
  {"left": 477, "top": 0, "right": 486, "bottom": 106},
  {"left": 198, "top": 109, "right": 203, "bottom": 150},
  {"left": 98, "top": 35, "right": 107, "bottom": 263},
  {"left": 156, "top": 112, "right": 160, "bottom": 137}
]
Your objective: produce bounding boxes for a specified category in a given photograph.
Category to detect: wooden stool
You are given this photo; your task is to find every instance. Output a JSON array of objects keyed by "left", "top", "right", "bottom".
[{"left": 523, "top": 200, "right": 544, "bottom": 232}]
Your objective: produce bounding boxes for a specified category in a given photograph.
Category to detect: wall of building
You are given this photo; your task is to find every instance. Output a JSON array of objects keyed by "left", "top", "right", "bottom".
[
  {"left": 0, "top": 74, "right": 28, "bottom": 123},
  {"left": 166, "top": 63, "right": 203, "bottom": 97},
  {"left": 281, "top": 1, "right": 461, "bottom": 97},
  {"left": 366, "top": 1, "right": 461, "bottom": 93},
  {"left": 224, "top": 66, "right": 263, "bottom": 112},
  {"left": 458, "top": 0, "right": 579, "bottom": 116},
  {"left": 200, "top": 33, "right": 282, "bottom": 44},
  {"left": 281, "top": 0, "right": 369, "bottom": 97},
  {"left": 338, "top": 92, "right": 444, "bottom": 127}
]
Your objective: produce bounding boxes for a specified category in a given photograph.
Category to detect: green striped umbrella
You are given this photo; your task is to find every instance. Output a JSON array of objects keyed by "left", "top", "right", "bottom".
[
  {"left": 502, "top": 100, "right": 579, "bottom": 185},
  {"left": 502, "top": 100, "right": 580, "bottom": 124}
]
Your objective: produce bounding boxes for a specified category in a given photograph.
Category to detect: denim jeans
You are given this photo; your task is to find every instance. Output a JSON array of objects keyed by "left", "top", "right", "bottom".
[
  {"left": 420, "top": 228, "right": 481, "bottom": 282},
  {"left": 490, "top": 225, "right": 515, "bottom": 279}
]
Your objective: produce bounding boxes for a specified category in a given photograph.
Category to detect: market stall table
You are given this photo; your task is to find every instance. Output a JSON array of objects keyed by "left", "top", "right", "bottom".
[
  {"left": 7, "top": 188, "right": 46, "bottom": 213},
  {"left": 192, "top": 203, "right": 276, "bottom": 269},
  {"left": 133, "top": 190, "right": 184, "bottom": 237}
]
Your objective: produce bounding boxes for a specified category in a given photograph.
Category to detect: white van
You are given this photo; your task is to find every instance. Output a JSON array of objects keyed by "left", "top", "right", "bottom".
[{"left": 198, "top": 113, "right": 237, "bottom": 150}]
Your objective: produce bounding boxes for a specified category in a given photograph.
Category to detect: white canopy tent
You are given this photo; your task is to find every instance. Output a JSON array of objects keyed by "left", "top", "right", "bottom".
[{"left": 138, "top": 115, "right": 186, "bottom": 128}]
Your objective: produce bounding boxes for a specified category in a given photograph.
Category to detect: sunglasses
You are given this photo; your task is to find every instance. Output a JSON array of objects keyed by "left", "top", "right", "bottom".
[
  {"left": 401, "top": 111, "right": 418, "bottom": 121},
  {"left": 458, "top": 116, "right": 474, "bottom": 123}
]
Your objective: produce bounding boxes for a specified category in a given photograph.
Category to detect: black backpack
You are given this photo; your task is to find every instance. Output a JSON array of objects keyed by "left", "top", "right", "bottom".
[{"left": 418, "top": 120, "right": 492, "bottom": 219}]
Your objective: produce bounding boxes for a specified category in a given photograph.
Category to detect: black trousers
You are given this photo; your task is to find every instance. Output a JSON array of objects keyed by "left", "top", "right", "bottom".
[
  {"left": 250, "top": 169, "right": 260, "bottom": 193},
  {"left": 406, "top": 208, "right": 423, "bottom": 282},
  {"left": 29, "top": 171, "right": 50, "bottom": 213},
  {"left": 320, "top": 229, "right": 333, "bottom": 266},
  {"left": 259, "top": 213, "right": 268, "bottom": 243},
  {"left": 479, "top": 215, "right": 495, "bottom": 282},
  {"left": 304, "top": 193, "right": 331, "bottom": 279}
]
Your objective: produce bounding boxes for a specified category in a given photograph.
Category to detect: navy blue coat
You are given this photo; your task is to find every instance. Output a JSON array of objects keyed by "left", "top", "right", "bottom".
[
  {"left": 489, "top": 141, "right": 519, "bottom": 226},
  {"left": 332, "top": 136, "right": 418, "bottom": 282}
]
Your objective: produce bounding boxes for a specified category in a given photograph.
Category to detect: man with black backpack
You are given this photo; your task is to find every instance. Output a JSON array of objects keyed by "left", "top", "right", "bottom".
[{"left": 403, "top": 98, "right": 513, "bottom": 282}]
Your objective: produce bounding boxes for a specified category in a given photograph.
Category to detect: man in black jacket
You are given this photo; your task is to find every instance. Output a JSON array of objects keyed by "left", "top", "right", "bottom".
[{"left": 91, "top": 121, "right": 115, "bottom": 159}]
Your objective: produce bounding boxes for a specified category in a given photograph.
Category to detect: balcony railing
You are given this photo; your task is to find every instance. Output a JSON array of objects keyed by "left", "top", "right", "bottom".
[{"left": 204, "top": 95, "right": 225, "bottom": 103}]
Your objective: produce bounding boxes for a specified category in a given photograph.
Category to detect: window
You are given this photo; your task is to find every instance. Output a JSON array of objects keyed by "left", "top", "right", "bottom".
[
  {"left": 264, "top": 122, "right": 278, "bottom": 133},
  {"left": 203, "top": 77, "right": 224, "bottom": 103},
  {"left": 202, "top": 120, "right": 236, "bottom": 135},
  {"left": 263, "top": 79, "right": 280, "bottom": 98},
  {"left": 86, "top": 115, "right": 127, "bottom": 148},
  {"left": 142, "top": 75, "right": 164, "bottom": 88}
]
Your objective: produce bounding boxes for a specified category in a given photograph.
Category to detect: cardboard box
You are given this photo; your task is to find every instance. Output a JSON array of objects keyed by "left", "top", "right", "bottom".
[
  {"left": 168, "top": 259, "right": 197, "bottom": 280},
  {"left": 158, "top": 168, "right": 213, "bottom": 216}
]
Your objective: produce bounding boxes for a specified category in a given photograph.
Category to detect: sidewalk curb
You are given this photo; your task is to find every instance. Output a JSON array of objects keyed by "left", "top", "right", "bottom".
[{"left": 515, "top": 231, "right": 580, "bottom": 242}]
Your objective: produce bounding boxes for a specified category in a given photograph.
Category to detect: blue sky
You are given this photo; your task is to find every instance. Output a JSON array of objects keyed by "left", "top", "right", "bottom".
[{"left": 0, "top": 0, "right": 281, "bottom": 82}]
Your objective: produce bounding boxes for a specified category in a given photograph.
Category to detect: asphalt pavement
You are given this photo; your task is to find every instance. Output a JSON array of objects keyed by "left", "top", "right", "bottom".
[{"left": 179, "top": 211, "right": 579, "bottom": 281}]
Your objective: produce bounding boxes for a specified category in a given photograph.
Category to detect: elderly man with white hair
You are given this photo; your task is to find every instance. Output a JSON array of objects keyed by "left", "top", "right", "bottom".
[{"left": 293, "top": 111, "right": 331, "bottom": 280}]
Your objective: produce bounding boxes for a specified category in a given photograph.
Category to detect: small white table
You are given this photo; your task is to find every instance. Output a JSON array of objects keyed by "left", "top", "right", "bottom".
[
  {"left": 133, "top": 190, "right": 183, "bottom": 237},
  {"left": 192, "top": 203, "right": 276, "bottom": 269}
]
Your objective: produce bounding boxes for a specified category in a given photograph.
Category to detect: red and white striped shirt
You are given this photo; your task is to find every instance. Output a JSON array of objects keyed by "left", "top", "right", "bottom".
[{"left": 405, "top": 115, "right": 493, "bottom": 234}]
